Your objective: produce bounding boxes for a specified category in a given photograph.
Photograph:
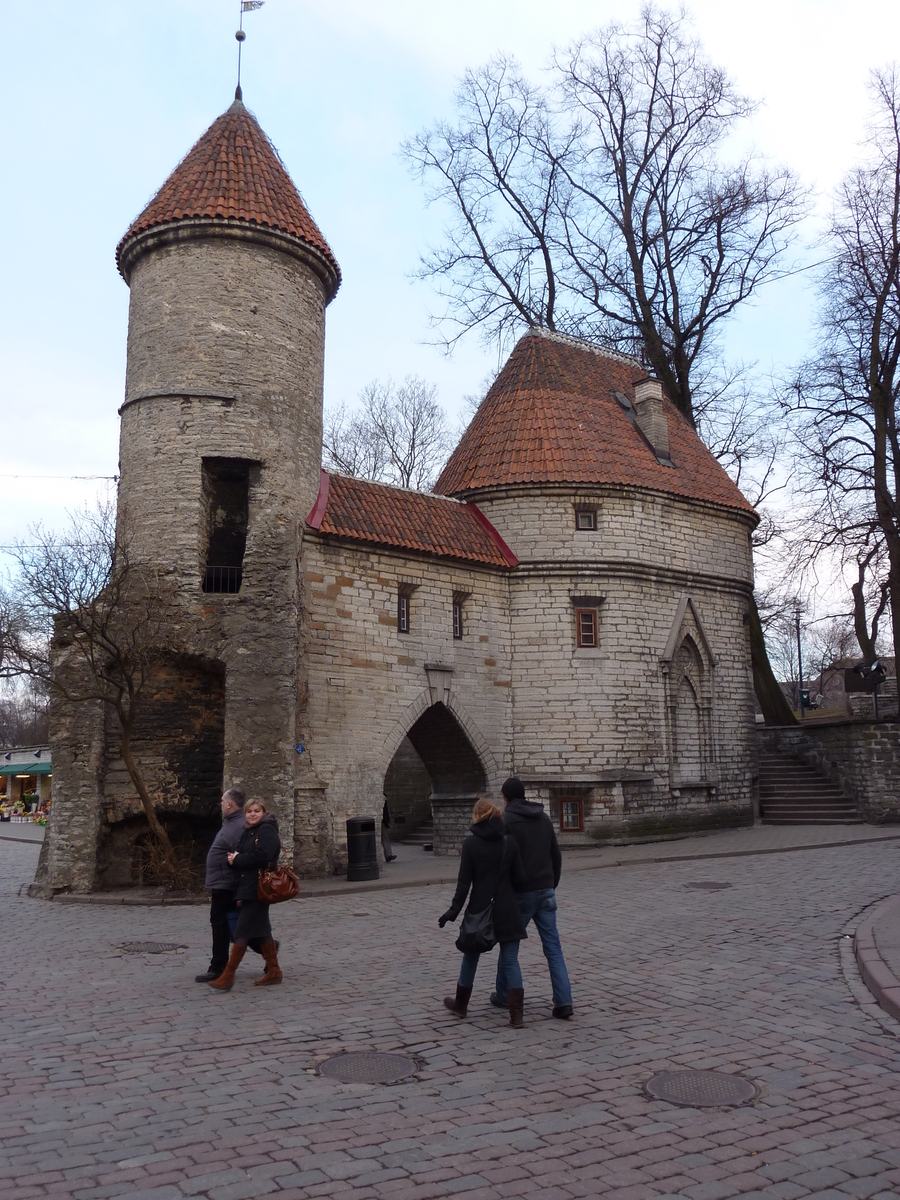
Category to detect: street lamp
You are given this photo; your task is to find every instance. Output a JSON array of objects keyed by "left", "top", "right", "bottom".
[{"left": 794, "top": 605, "right": 805, "bottom": 718}]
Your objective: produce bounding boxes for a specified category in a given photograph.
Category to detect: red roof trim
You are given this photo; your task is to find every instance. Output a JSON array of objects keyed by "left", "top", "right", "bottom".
[
  {"left": 466, "top": 503, "right": 519, "bottom": 567},
  {"left": 306, "top": 469, "right": 330, "bottom": 529}
]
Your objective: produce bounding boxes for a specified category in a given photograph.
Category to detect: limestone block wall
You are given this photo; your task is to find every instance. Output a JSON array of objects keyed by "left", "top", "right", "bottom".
[
  {"left": 480, "top": 485, "right": 757, "bottom": 836},
  {"left": 757, "top": 722, "right": 900, "bottom": 823},
  {"left": 300, "top": 536, "right": 513, "bottom": 867},
  {"left": 32, "top": 648, "right": 106, "bottom": 896},
  {"left": 469, "top": 485, "right": 754, "bottom": 585}
]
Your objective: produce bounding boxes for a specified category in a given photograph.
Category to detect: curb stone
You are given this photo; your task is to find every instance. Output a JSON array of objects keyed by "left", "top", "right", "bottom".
[{"left": 854, "top": 895, "right": 900, "bottom": 1022}]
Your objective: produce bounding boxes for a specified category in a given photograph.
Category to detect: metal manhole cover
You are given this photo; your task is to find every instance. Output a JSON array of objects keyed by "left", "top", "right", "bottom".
[
  {"left": 645, "top": 1070, "right": 757, "bottom": 1108},
  {"left": 318, "top": 1052, "right": 416, "bottom": 1084},
  {"left": 117, "top": 941, "right": 187, "bottom": 954},
  {"left": 684, "top": 881, "right": 732, "bottom": 891}
]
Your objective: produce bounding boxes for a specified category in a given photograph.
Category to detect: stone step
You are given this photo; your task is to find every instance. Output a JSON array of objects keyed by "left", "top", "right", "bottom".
[{"left": 758, "top": 752, "right": 859, "bottom": 825}]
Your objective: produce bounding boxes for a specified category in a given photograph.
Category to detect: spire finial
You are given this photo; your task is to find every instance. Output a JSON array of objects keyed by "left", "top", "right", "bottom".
[{"left": 235, "top": 1, "right": 265, "bottom": 98}]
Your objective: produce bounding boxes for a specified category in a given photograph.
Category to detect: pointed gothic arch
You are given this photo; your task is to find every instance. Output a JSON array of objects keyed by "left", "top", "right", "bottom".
[{"left": 661, "top": 596, "right": 718, "bottom": 789}]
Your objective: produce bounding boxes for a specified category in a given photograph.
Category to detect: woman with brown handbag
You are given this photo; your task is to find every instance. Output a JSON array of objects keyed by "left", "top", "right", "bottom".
[{"left": 209, "top": 797, "right": 282, "bottom": 990}]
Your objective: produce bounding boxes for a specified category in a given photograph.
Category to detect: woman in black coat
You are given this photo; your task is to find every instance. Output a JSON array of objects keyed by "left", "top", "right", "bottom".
[
  {"left": 439, "top": 798, "right": 529, "bottom": 1027},
  {"left": 209, "top": 797, "right": 283, "bottom": 990}
]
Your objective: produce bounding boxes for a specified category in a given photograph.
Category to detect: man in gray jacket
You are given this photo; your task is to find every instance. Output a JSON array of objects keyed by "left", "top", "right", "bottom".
[
  {"left": 492, "top": 777, "right": 574, "bottom": 1018},
  {"left": 195, "top": 788, "right": 248, "bottom": 983}
]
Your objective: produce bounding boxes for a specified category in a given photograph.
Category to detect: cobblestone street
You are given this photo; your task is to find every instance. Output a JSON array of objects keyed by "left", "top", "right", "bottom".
[{"left": 3, "top": 835, "right": 900, "bottom": 1200}]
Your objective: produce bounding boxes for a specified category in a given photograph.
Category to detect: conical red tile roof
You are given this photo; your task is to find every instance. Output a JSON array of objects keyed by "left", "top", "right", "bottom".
[
  {"left": 116, "top": 98, "right": 340, "bottom": 296},
  {"left": 436, "top": 330, "right": 755, "bottom": 516}
]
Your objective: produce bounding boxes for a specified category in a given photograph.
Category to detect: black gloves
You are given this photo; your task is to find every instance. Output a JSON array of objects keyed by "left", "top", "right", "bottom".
[{"left": 438, "top": 910, "right": 455, "bottom": 928}]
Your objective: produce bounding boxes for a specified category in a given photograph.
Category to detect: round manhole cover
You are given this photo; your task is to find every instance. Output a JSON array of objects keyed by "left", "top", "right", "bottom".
[
  {"left": 318, "top": 1052, "right": 416, "bottom": 1084},
  {"left": 684, "top": 881, "right": 732, "bottom": 891},
  {"left": 117, "top": 941, "right": 187, "bottom": 954},
  {"left": 645, "top": 1070, "right": 757, "bottom": 1108}
]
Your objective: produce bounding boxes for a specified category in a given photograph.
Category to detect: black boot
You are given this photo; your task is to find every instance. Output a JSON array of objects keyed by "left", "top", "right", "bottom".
[
  {"left": 443, "top": 985, "right": 473, "bottom": 1017},
  {"left": 508, "top": 987, "right": 524, "bottom": 1028}
]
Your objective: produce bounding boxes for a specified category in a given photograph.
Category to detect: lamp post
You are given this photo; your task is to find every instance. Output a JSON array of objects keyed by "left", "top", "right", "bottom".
[{"left": 795, "top": 605, "right": 805, "bottom": 718}]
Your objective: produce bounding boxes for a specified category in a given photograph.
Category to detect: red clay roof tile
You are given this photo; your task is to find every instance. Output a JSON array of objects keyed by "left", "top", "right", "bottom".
[
  {"left": 436, "top": 330, "right": 755, "bottom": 517},
  {"left": 306, "top": 472, "right": 517, "bottom": 568},
  {"left": 116, "top": 98, "right": 340, "bottom": 291}
]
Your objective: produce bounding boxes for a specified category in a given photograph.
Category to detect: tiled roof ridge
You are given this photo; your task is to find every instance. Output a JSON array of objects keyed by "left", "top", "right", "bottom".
[
  {"left": 527, "top": 325, "right": 643, "bottom": 368},
  {"left": 326, "top": 469, "right": 466, "bottom": 505},
  {"left": 306, "top": 471, "right": 517, "bottom": 568},
  {"left": 116, "top": 97, "right": 340, "bottom": 295}
]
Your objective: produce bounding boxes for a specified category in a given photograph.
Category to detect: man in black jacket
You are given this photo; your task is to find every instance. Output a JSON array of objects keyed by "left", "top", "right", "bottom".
[{"left": 492, "top": 777, "right": 574, "bottom": 1018}]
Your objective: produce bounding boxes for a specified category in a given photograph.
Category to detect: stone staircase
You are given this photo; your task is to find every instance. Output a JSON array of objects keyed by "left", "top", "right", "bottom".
[
  {"left": 759, "top": 754, "right": 861, "bottom": 824},
  {"left": 397, "top": 818, "right": 434, "bottom": 847}
]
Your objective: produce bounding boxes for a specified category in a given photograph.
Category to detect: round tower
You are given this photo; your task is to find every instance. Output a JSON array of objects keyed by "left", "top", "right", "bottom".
[
  {"left": 115, "top": 94, "right": 340, "bottom": 580},
  {"left": 109, "top": 95, "right": 341, "bottom": 858}
]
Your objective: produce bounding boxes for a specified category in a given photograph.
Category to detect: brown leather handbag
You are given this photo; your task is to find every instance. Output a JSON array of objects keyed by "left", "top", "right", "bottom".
[{"left": 257, "top": 862, "right": 300, "bottom": 903}]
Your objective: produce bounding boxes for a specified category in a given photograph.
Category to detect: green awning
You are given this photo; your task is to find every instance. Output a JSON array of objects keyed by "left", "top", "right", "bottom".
[{"left": 0, "top": 762, "right": 52, "bottom": 775}]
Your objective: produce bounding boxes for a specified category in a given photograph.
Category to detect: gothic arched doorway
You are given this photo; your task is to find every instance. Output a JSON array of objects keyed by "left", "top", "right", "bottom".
[{"left": 383, "top": 702, "right": 487, "bottom": 855}]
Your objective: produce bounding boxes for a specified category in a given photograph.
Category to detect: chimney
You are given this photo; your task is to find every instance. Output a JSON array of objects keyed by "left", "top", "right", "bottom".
[{"left": 633, "top": 377, "right": 670, "bottom": 463}]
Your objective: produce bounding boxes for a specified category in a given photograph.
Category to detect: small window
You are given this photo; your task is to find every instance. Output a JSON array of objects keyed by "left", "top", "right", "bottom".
[
  {"left": 576, "top": 608, "right": 597, "bottom": 648},
  {"left": 560, "top": 798, "right": 584, "bottom": 832},
  {"left": 397, "top": 593, "right": 410, "bottom": 634},
  {"left": 452, "top": 601, "right": 463, "bottom": 640},
  {"left": 575, "top": 508, "right": 597, "bottom": 531}
]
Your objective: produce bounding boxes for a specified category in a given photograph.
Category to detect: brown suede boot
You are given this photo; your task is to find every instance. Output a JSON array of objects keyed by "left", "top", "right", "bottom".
[
  {"left": 508, "top": 987, "right": 524, "bottom": 1028},
  {"left": 443, "top": 985, "right": 473, "bottom": 1017},
  {"left": 208, "top": 944, "right": 246, "bottom": 991},
  {"left": 254, "top": 939, "right": 283, "bottom": 986}
]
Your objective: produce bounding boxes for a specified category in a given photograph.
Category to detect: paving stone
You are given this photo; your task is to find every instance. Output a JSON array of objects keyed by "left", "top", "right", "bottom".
[{"left": 3, "top": 837, "right": 900, "bottom": 1199}]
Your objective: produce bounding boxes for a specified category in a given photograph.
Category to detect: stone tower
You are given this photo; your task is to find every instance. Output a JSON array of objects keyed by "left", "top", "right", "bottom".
[{"left": 34, "top": 95, "right": 340, "bottom": 893}]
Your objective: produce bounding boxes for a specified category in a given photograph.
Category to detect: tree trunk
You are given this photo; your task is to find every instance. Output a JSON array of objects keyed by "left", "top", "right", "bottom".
[
  {"left": 748, "top": 594, "right": 798, "bottom": 725},
  {"left": 120, "top": 725, "right": 177, "bottom": 868}
]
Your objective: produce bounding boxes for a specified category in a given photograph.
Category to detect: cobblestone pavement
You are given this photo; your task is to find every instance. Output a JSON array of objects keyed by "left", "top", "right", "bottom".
[{"left": 3, "top": 836, "right": 900, "bottom": 1200}]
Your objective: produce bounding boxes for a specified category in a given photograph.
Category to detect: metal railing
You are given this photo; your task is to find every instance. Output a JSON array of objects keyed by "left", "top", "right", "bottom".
[{"left": 202, "top": 565, "right": 243, "bottom": 594}]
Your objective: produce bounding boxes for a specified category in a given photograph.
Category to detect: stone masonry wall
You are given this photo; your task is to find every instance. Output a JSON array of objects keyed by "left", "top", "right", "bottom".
[
  {"left": 480, "top": 486, "right": 757, "bottom": 838},
  {"left": 300, "top": 537, "right": 512, "bottom": 866},
  {"left": 757, "top": 722, "right": 900, "bottom": 823}
]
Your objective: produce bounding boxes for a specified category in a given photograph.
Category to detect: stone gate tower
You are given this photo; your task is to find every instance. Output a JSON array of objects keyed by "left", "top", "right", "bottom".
[{"left": 34, "top": 93, "right": 341, "bottom": 893}]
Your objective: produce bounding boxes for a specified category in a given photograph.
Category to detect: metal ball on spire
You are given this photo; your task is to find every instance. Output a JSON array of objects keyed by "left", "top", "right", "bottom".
[{"left": 235, "top": 29, "right": 246, "bottom": 42}]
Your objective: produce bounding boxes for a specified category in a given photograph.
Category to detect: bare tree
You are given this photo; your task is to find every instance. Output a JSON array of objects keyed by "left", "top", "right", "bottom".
[
  {"left": 9, "top": 502, "right": 180, "bottom": 870},
  {"left": 404, "top": 5, "right": 807, "bottom": 429},
  {"left": 323, "top": 376, "right": 452, "bottom": 490},
  {"left": 405, "top": 7, "right": 802, "bottom": 723},
  {"left": 787, "top": 67, "right": 900, "bottom": 663}
]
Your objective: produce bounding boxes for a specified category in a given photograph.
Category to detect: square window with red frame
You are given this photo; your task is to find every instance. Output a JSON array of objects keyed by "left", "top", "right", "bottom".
[{"left": 559, "top": 798, "right": 584, "bottom": 831}]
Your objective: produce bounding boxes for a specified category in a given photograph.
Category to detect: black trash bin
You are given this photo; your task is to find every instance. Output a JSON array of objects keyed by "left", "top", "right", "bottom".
[{"left": 346, "top": 816, "right": 379, "bottom": 882}]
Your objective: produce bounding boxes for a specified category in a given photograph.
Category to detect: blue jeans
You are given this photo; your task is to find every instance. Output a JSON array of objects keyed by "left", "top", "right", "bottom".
[
  {"left": 459, "top": 941, "right": 522, "bottom": 990},
  {"left": 495, "top": 888, "right": 573, "bottom": 1007}
]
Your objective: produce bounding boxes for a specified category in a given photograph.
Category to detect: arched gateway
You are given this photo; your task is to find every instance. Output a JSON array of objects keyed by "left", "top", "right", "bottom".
[{"left": 383, "top": 702, "right": 487, "bottom": 853}]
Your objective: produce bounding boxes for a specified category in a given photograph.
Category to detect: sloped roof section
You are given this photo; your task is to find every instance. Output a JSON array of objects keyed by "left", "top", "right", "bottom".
[
  {"left": 436, "top": 329, "right": 755, "bottom": 516},
  {"left": 306, "top": 471, "right": 518, "bottom": 568},
  {"left": 116, "top": 98, "right": 340, "bottom": 296}
]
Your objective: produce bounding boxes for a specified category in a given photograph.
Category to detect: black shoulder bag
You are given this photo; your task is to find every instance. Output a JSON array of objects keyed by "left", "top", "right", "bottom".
[{"left": 455, "top": 836, "right": 510, "bottom": 955}]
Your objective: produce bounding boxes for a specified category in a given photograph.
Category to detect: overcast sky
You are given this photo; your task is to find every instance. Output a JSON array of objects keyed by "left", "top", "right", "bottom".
[{"left": 3, "top": 0, "right": 899, "bottom": 573}]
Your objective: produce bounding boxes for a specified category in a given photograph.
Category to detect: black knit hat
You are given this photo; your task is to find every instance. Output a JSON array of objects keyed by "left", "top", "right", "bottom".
[{"left": 501, "top": 777, "right": 526, "bottom": 801}]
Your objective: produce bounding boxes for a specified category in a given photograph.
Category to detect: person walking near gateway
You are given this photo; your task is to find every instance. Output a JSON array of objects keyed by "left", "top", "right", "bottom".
[
  {"left": 209, "top": 797, "right": 283, "bottom": 990},
  {"left": 493, "top": 777, "right": 574, "bottom": 1019},
  {"left": 195, "top": 787, "right": 248, "bottom": 983},
  {"left": 439, "top": 798, "right": 529, "bottom": 1027}
]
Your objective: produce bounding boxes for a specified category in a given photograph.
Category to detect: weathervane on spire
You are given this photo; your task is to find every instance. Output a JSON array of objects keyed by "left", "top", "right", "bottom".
[{"left": 235, "top": 0, "right": 265, "bottom": 101}]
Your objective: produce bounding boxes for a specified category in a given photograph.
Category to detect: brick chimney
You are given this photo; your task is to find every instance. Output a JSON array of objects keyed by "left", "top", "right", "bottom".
[{"left": 633, "top": 377, "right": 670, "bottom": 463}]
